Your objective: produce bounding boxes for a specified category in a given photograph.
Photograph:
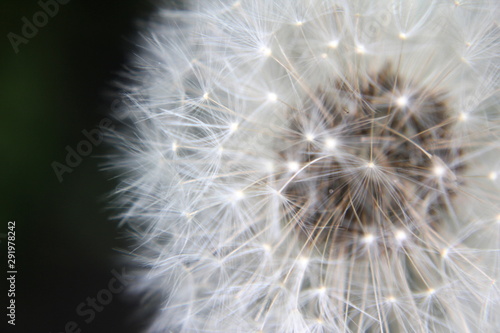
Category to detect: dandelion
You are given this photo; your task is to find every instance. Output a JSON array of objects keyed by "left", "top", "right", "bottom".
[{"left": 109, "top": 1, "right": 500, "bottom": 332}]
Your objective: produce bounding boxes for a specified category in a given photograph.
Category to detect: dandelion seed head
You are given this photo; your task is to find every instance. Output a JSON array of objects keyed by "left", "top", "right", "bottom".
[
  {"left": 395, "top": 230, "right": 408, "bottom": 242},
  {"left": 458, "top": 111, "right": 468, "bottom": 122},
  {"left": 433, "top": 165, "right": 446, "bottom": 177},
  {"left": 355, "top": 44, "right": 366, "bottom": 54},
  {"left": 287, "top": 161, "right": 300, "bottom": 172},
  {"left": 260, "top": 47, "right": 272, "bottom": 57},
  {"left": 324, "top": 137, "right": 337, "bottom": 150},
  {"left": 298, "top": 256, "right": 309, "bottom": 266},
  {"left": 233, "top": 190, "right": 245, "bottom": 201},
  {"left": 229, "top": 122, "right": 239, "bottom": 133},
  {"left": 396, "top": 95, "right": 409, "bottom": 108},
  {"left": 110, "top": 1, "right": 500, "bottom": 331},
  {"left": 304, "top": 133, "right": 315, "bottom": 142},
  {"left": 327, "top": 40, "right": 339, "bottom": 49},
  {"left": 387, "top": 296, "right": 397, "bottom": 303},
  {"left": 183, "top": 211, "right": 194, "bottom": 219},
  {"left": 363, "top": 233, "right": 375, "bottom": 244},
  {"left": 262, "top": 243, "right": 271, "bottom": 252},
  {"left": 267, "top": 92, "right": 277, "bottom": 101}
]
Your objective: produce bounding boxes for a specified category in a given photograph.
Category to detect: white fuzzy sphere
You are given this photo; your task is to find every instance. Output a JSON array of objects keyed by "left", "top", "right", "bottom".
[{"left": 111, "top": 1, "right": 500, "bottom": 332}]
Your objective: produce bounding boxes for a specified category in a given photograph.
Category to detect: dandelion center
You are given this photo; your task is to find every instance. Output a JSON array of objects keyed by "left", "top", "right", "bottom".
[{"left": 281, "top": 67, "right": 462, "bottom": 243}]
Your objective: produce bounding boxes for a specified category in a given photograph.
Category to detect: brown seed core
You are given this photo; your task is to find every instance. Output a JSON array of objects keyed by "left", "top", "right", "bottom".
[{"left": 280, "top": 67, "right": 462, "bottom": 244}]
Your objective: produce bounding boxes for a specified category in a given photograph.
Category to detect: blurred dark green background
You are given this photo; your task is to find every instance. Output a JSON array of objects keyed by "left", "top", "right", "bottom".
[{"left": 1, "top": 1, "right": 183, "bottom": 332}]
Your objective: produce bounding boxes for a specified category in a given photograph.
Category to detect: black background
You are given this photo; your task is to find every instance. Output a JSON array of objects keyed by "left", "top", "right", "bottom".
[{"left": 1, "top": 0, "right": 184, "bottom": 332}]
